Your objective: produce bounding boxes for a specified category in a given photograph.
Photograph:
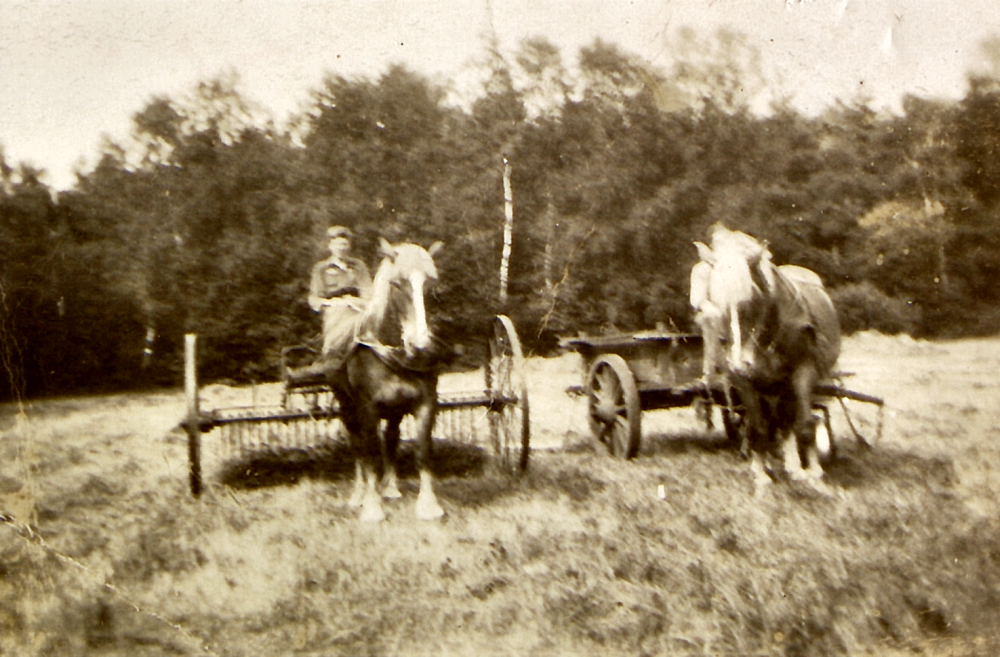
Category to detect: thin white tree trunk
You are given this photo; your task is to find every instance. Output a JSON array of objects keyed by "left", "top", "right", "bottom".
[{"left": 500, "top": 157, "right": 513, "bottom": 304}]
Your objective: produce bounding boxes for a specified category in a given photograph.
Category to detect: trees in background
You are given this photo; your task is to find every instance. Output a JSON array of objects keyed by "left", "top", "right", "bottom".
[{"left": 4, "top": 32, "right": 1000, "bottom": 398}]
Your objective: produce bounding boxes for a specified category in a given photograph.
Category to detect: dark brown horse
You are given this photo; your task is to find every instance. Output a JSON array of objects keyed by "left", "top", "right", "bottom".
[
  {"left": 328, "top": 238, "right": 446, "bottom": 522},
  {"left": 693, "top": 225, "right": 840, "bottom": 494}
]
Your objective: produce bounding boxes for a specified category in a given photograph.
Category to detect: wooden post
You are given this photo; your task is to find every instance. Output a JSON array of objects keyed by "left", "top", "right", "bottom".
[
  {"left": 184, "top": 333, "right": 202, "bottom": 497},
  {"left": 499, "top": 156, "right": 513, "bottom": 305}
]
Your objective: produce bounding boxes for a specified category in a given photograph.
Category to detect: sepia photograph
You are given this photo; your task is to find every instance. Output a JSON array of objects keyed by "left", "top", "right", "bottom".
[{"left": 2, "top": 0, "right": 1000, "bottom": 654}]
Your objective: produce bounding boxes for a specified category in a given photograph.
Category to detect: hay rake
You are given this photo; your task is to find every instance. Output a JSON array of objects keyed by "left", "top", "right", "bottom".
[{"left": 182, "top": 315, "right": 530, "bottom": 496}]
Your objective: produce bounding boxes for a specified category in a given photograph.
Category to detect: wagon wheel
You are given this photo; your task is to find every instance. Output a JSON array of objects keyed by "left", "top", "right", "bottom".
[
  {"left": 586, "top": 354, "right": 641, "bottom": 459},
  {"left": 486, "top": 315, "right": 530, "bottom": 473}
]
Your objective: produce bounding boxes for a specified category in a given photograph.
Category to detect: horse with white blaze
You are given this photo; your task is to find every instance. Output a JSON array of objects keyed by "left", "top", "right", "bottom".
[
  {"left": 324, "top": 238, "right": 448, "bottom": 522},
  {"left": 692, "top": 224, "right": 841, "bottom": 494}
]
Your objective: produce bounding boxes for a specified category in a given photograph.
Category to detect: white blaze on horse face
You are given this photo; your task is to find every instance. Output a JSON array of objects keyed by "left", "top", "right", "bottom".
[
  {"left": 708, "top": 254, "right": 756, "bottom": 374},
  {"left": 702, "top": 226, "right": 770, "bottom": 376},
  {"left": 729, "top": 303, "right": 745, "bottom": 373},
  {"left": 402, "top": 270, "right": 432, "bottom": 354}
]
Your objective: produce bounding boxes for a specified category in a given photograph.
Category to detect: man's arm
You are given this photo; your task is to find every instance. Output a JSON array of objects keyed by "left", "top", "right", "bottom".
[{"left": 308, "top": 260, "right": 327, "bottom": 311}]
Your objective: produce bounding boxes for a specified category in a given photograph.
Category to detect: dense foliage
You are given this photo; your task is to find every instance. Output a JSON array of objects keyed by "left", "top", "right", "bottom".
[{"left": 4, "top": 34, "right": 1000, "bottom": 398}]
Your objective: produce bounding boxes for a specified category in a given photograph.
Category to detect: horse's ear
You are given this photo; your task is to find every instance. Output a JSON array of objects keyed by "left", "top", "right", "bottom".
[
  {"left": 428, "top": 241, "right": 444, "bottom": 257},
  {"left": 694, "top": 241, "right": 715, "bottom": 265},
  {"left": 378, "top": 237, "right": 396, "bottom": 259}
]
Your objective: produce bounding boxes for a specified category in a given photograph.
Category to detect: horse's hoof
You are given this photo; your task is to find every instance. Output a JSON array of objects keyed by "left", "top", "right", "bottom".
[
  {"left": 787, "top": 469, "right": 810, "bottom": 483},
  {"left": 382, "top": 486, "right": 403, "bottom": 500},
  {"left": 360, "top": 504, "right": 386, "bottom": 523},
  {"left": 803, "top": 477, "right": 834, "bottom": 497},
  {"left": 415, "top": 500, "right": 445, "bottom": 521},
  {"left": 752, "top": 477, "right": 773, "bottom": 499}
]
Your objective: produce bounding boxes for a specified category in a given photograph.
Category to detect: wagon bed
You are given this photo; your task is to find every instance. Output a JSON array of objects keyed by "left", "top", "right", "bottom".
[{"left": 559, "top": 330, "right": 884, "bottom": 459}]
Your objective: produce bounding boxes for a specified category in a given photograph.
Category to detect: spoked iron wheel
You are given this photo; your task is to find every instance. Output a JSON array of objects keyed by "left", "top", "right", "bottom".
[
  {"left": 586, "top": 354, "right": 641, "bottom": 459},
  {"left": 486, "top": 315, "right": 530, "bottom": 473}
]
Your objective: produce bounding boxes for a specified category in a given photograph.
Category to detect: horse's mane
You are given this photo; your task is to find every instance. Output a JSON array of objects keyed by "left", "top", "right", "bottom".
[
  {"left": 695, "top": 225, "right": 840, "bottom": 377},
  {"left": 358, "top": 241, "right": 441, "bottom": 348},
  {"left": 360, "top": 256, "right": 397, "bottom": 342},
  {"left": 702, "top": 226, "right": 771, "bottom": 313}
]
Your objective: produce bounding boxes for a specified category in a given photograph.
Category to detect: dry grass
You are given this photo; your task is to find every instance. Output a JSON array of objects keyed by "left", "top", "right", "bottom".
[{"left": 2, "top": 333, "right": 1000, "bottom": 655}]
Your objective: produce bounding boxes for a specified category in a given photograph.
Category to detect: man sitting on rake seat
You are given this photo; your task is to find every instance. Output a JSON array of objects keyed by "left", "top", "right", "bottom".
[{"left": 307, "top": 225, "right": 373, "bottom": 369}]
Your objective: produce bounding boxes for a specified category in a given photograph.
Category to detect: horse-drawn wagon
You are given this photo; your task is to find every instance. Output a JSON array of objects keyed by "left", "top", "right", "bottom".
[{"left": 559, "top": 329, "right": 885, "bottom": 462}]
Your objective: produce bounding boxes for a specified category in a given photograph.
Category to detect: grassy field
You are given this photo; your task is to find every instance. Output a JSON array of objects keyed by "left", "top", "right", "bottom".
[{"left": 2, "top": 332, "right": 1000, "bottom": 655}]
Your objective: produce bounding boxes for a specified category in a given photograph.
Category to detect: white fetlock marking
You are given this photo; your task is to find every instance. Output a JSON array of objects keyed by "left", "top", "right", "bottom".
[
  {"left": 815, "top": 421, "right": 831, "bottom": 461},
  {"left": 382, "top": 470, "right": 402, "bottom": 500},
  {"left": 782, "top": 434, "right": 803, "bottom": 476},
  {"left": 360, "top": 500, "right": 386, "bottom": 523},
  {"left": 360, "top": 468, "right": 386, "bottom": 522},
  {"left": 415, "top": 470, "right": 444, "bottom": 520},
  {"left": 750, "top": 453, "right": 772, "bottom": 497},
  {"left": 804, "top": 446, "right": 825, "bottom": 481},
  {"left": 347, "top": 461, "right": 364, "bottom": 507}
]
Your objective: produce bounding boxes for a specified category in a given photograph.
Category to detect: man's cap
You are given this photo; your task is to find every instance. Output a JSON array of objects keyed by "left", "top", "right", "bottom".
[{"left": 327, "top": 225, "right": 352, "bottom": 239}]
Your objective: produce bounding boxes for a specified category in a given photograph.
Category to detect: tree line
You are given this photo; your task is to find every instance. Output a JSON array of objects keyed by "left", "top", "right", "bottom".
[{"left": 3, "top": 32, "right": 1000, "bottom": 399}]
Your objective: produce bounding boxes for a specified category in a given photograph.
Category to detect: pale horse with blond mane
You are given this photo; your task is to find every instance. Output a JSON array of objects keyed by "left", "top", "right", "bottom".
[
  {"left": 321, "top": 238, "right": 449, "bottom": 522},
  {"left": 691, "top": 224, "right": 840, "bottom": 493}
]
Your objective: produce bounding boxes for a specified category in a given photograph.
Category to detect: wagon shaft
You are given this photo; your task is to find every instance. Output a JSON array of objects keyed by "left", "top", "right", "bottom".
[{"left": 814, "top": 383, "right": 885, "bottom": 407}]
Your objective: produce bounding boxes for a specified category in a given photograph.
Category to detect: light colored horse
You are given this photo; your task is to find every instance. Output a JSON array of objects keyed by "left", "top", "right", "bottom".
[
  {"left": 692, "top": 225, "right": 840, "bottom": 493},
  {"left": 328, "top": 238, "right": 447, "bottom": 522}
]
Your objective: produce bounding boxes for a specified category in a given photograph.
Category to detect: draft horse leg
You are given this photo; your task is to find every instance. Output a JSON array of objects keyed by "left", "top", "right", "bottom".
[
  {"left": 381, "top": 415, "right": 403, "bottom": 500},
  {"left": 735, "top": 381, "right": 773, "bottom": 496},
  {"left": 786, "top": 363, "right": 825, "bottom": 482},
  {"left": 333, "top": 388, "right": 368, "bottom": 510},
  {"left": 412, "top": 392, "right": 443, "bottom": 520},
  {"left": 356, "top": 412, "right": 387, "bottom": 523},
  {"left": 342, "top": 383, "right": 387, "bottom": 522}
]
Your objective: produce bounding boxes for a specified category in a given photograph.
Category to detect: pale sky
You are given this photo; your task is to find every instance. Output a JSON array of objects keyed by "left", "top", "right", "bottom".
[{"left": 1, "top": 0, "right": 997, "bottom": 190}]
